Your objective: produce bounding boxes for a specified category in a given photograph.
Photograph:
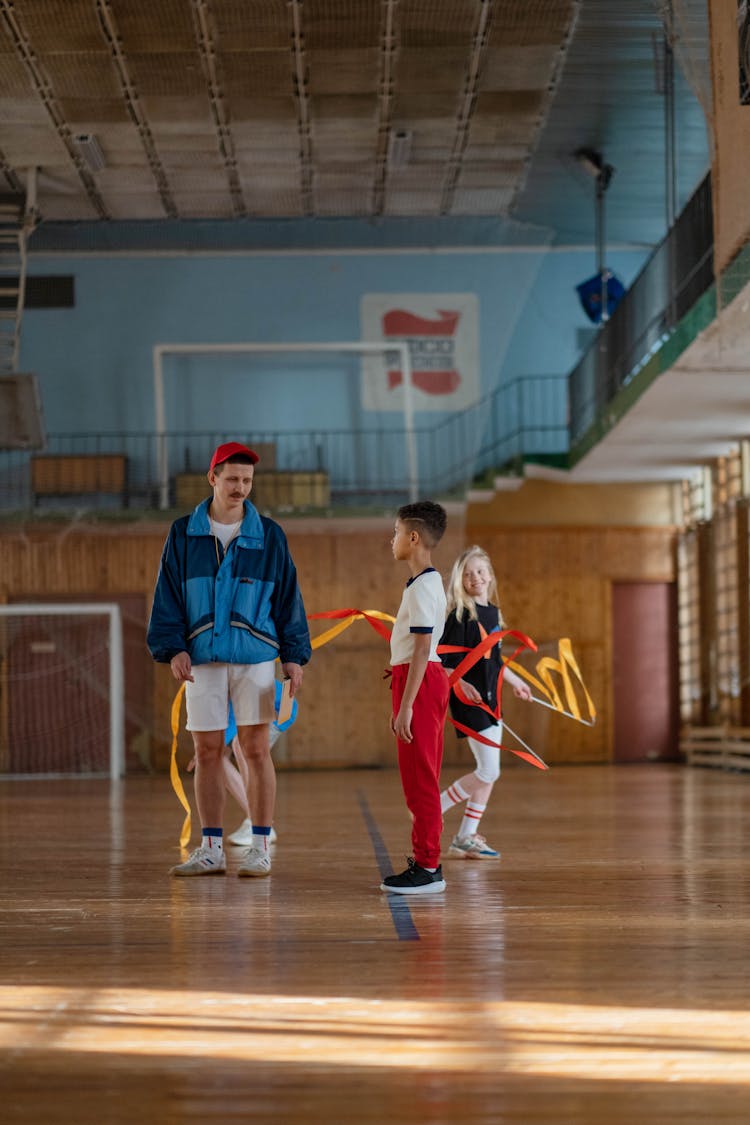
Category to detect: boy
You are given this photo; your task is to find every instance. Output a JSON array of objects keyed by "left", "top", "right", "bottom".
[
  {"left": 382, "top": 500, "right": 450, "bottom": 895},
  {"left": 147, "top": 441, "right": 311, "bottom": 878}
]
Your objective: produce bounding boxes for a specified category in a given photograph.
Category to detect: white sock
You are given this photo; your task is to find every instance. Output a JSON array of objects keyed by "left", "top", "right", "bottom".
[
  {"left": 202, "top": 828, "right": 223, "bottom": 853},
  {"left": 441, "top": 780, "right": 470, "bottom": 813},
  {"left": 459, "top": 801, "right": 486, "bottom": 839}
]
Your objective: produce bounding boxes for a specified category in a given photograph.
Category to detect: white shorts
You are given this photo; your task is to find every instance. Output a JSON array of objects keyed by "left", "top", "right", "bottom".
[{"left": 185, "top": 661, "right": 276, "bottom": 731}]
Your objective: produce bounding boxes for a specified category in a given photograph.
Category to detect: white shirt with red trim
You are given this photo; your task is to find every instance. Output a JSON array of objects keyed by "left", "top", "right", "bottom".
[{"left": 389, "top": 568, "right": 447, "bottom": 666}]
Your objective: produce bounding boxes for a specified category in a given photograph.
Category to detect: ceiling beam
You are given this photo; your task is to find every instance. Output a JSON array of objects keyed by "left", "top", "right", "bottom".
[
  {"left": 289, "top": 0, "right": 314, "bottom": 217},
  {"left": 372, "top": 0, "right": 399, "bottom": 216},
  {"left": 0, "top": 0, "right": 110, "bottom": 219},
  {"left": 94, "top": 0, "right": 178, "bottom": 219},
  {"left": 190, "top": 0, "right": 247, "bottom": 218},
  {"left": 440, "top": 0, "right": 495, "bottom": 215}
]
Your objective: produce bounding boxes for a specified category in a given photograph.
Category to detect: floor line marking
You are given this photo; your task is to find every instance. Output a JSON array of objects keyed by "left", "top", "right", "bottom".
[{"left": 357, "top": 789, "right": 419, "bottom": 942}]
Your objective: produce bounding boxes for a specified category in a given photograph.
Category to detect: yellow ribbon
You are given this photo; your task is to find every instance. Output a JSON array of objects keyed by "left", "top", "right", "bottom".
[
  {"left": 507, "top": 637, "right": 596, "bottom": 724},
  {"left": 168, "top": 618, "right": 594, "bottom": 841},
  {"left": 310, "top": 609, "right": 396, "bottom": 649},
  {"left": 169, "top": 681, "right": 192, "bottom": 848}
]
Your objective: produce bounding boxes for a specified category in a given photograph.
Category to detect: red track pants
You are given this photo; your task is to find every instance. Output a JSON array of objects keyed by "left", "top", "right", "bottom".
[{"left": 391, "top": 661, "right": 450, "bottom": 869}]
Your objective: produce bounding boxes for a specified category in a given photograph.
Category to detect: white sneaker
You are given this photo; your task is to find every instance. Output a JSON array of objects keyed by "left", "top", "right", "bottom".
[
  {"left": 447, "top": 833, "right": 500, "bottom": 860},
  {"left": 171, "top": 845, "right": 227, "bottom": 876},
  {"left": 227, "top": 819, "right": 278, "bottom": 847},
  {"left": 237, "top": 845, "right": 272, "bottom": 878}
]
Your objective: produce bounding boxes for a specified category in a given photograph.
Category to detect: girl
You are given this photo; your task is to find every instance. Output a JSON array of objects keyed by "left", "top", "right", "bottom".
[{"left": 440, "top": 545, "right": 531, "bottom": 859}]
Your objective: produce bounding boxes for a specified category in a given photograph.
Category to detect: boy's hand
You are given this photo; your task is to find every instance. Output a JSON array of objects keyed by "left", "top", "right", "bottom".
[
  {"left": 392, "top": 704, "right": 413, "bottom": 742},
  {"left": 170, "top": 651, "right": 194, "bottom": 682}
]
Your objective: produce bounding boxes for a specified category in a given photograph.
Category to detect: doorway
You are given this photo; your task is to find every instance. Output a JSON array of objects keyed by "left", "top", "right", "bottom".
[{"left": 612, "top": 581, "right": 679, "bottom": 762}]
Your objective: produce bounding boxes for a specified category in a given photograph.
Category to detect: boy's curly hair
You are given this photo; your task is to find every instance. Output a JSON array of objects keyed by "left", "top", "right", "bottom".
[{"left": 396, "top": 500, "right": 447, "bottom": 548}]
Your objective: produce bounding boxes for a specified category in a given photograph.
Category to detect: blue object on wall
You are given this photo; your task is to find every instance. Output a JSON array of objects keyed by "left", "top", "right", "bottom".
[{"left": 576, "top": 270, "right": 626, "bottom": 324}]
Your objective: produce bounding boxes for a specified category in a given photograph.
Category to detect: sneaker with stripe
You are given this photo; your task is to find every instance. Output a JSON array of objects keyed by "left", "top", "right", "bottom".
[
  {"left": 237, "top": 845, "right": 272, "bottom": 877},
  {"left": 447, "top": 833, "right": 500, "bottom": 860},
  {"left": 171, "top": 845, "right": 227, "bottom": 876}
]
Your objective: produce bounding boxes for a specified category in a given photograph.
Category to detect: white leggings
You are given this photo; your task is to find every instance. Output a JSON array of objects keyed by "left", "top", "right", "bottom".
[{"left": 467, "top": 722, "right": 502, "bottom": 784}]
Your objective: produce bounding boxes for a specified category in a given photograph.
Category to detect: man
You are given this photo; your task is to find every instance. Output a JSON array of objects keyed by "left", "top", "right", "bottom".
[{"left": 147, "top": 441, "right": 311, "bottom": 877}]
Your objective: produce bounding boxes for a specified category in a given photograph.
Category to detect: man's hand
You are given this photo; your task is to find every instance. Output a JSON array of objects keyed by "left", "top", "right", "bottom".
[
  {"left": 170, "top": 651, "right": 194, "bottom": 683},
  {"left": 281, "top": 662, "right": 303, "bottom": 696}
]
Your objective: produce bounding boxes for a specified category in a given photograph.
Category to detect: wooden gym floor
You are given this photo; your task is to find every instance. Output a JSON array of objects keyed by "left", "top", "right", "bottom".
[{"left": 1, "top": 763, "right": 750, "bottom": 1124}]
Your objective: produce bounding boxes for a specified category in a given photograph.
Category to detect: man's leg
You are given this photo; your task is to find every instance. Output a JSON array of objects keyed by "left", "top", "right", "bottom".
[
  {"left": 235, "top": 724, "right": 275, "bottom": 877},
  {"left": 171, "top": 729, "right": 227, "bottom": 876},
  {"left": 236, "top": 724, "right": 275, "bottom": 826},
  {"left": 192, "top": 730, "right": 228, "bottom": 828}
]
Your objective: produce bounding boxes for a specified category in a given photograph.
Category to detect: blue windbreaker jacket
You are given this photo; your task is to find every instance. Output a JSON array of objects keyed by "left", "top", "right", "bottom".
[{"left": 147, "top": 498, "right": 311, "bottom": 668}]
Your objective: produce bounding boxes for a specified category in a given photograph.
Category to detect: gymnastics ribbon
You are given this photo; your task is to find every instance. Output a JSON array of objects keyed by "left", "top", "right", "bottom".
[
  {"left": 169, "top": 681, "right": 192, "bottom": 848},
  {"left": 506, "top": 637, "right": 596, "bottom": 726},
  {"left": 307, "top": 608, "right": 396, "bottom": 647},
  {"left": 308, "top": 609, "right": 550, "bottom": 770},
  {"left": 439, "top": 627, "right": 550, "bottom": 770}
]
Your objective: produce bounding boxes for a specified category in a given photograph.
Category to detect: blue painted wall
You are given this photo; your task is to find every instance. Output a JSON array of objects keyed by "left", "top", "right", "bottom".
[
  {"left": 23, "top": 246, "right": 647, "bottom": 429},
  {"left": 19, "top": 245, "right": 647, "bottom": 493}
]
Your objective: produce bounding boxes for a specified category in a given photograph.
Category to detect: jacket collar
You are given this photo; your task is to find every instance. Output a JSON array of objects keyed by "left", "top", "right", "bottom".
[{"left": 187, "top": 498, "right": 265, "bottom": 548}]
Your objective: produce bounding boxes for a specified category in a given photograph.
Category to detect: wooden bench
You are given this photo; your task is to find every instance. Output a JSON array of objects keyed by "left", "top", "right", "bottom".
[
  {"left": 31, "top": 453, "right": 128, "bottom": 506},
  {"left": 175, "top": 468, "right": 329, "bottom": 512},
  {"left": 681, "top": 725, "right": 750, "bottom": 771}
]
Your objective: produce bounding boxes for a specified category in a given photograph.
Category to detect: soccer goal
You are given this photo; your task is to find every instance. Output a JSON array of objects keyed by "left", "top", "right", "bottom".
[
  {"left": 152, "top": 340, "right": 418, "bottom": 509},
  {"left": 0, "top": 603, "right": 124, "bottom": 780}
]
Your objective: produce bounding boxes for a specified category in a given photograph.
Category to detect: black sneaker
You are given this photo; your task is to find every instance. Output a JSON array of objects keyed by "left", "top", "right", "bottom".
[{"left": 380, "top": 857, "right": 446, "bottom": 895}]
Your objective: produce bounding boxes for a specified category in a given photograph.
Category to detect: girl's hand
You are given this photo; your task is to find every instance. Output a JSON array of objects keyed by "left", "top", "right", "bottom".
[
  {"left": 458, "top": 678, "right": 483, "bottom": 705},
  {"left": 513, "top": 682, "right": 532, "bottom": 702}
]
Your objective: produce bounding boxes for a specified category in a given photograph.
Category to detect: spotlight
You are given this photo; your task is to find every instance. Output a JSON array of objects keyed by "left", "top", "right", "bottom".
[
  {"left": 574, "top": 147, "right": 614, "bottom": 191},
  {"left": 72, "top": 133, "right": 106, "bottom": 172},
  {"left": 388, "top": 128, "right": 413, "bottom": 168}
]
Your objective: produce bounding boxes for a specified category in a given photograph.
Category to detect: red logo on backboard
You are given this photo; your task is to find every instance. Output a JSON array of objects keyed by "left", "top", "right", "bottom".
[{"left": 382, "top": 309, "right": 461, "bottom": 395}]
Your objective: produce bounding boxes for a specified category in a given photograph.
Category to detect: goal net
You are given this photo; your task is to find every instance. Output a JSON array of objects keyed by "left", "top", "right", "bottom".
[{"left": 0, "top": 604, "right": 124, "bottom": 779}]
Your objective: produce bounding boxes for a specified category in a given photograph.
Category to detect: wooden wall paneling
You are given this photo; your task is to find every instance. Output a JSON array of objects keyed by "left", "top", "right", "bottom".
[
  {"left": 697, "top": 521, "right": 719, "bottom": 725},
  {"left": 737, "top": 500, "right": 750, "bottom": 726},
  {"left": 0, "top": 514, "right": 677, "bottom": 770}
]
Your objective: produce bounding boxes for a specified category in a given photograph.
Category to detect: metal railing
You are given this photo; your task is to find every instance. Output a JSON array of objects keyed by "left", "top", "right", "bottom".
[
  {"left": 0, "top": 375, "right": 568, "bottom": 512},
  {"left": 569, "top": 173, "right": 714, "bottom": 446}
]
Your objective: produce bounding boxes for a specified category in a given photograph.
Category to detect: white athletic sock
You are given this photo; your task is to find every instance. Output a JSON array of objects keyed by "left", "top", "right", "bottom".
[
  {"left": 441, "top": 779, "right": 470, "bottom": 813},
  {"left": 252, "top": 827, "right": 271, "bottom": 852},
  {"left": 459, "top": 801, "right": 486, "bottom": 839},
  {"left": 202, "top": 828, "right": 223, "bottom": 853}
]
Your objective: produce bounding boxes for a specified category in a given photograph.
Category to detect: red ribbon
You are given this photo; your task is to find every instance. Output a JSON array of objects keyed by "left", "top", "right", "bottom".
[{"left": 307, "top": 610, "right": 547, "bottom": 770}]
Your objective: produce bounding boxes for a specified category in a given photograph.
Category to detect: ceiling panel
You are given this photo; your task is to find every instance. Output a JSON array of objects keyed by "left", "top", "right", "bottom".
[{"left": 0, "top": 0, "right": 708, "bottom": 238}]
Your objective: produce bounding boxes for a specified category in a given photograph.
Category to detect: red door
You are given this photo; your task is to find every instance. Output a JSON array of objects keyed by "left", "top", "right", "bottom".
[{"left": 612, "top": 582, "right": 679, "bottom": 762}]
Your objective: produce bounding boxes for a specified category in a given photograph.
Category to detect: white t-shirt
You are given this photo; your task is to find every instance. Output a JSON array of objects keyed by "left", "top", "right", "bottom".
[
  {"left": 210, "top": 517, "right": 241, "bottom": 550},
  {"left": 390, "top": 568, "right": 447, "bottom": 666}
]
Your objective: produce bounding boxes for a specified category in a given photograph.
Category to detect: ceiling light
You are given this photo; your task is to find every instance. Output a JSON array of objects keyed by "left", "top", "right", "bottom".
[
  {"left": 388, "top": 129, "right": 413, "bottom": 168},
  {"left": 574, "top": 147, "right": 614, "bottom": 191},
  {"left": 73, "top": 133, "right": 106, "bottom": 172}
]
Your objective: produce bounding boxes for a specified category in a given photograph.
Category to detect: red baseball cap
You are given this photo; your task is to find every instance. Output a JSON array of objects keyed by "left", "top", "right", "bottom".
[{"left": 209, "top": 441, "right": 259, "bottom": 472}]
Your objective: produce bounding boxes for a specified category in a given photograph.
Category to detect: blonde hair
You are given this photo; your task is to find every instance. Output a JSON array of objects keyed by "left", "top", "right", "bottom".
[{"left": 446, "top": 545, "right": 504, "bottom": 625}]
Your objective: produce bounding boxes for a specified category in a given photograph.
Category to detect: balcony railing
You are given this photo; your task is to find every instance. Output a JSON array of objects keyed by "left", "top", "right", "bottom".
[
  {"left": 0, "top": 374, "right": 568, "bottom": 512},
  {"left": 569, "top": 173, "right": 714, "bottom": 447}
]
